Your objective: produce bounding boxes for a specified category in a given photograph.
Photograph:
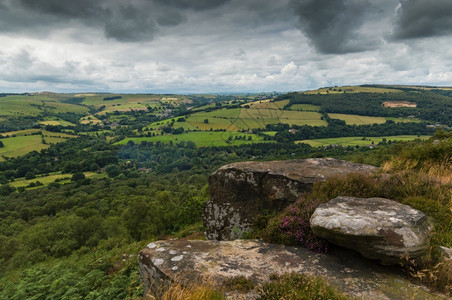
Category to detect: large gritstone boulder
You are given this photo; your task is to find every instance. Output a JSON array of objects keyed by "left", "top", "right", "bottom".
[
  {"left": 310, "top": 196, "right": 433, "bottom": 265},
  {"left": 203, "top": 158, "right": 377, "bottom": 240},
  {"left": 138, "top": 239, "right": 440, "bottom": 299}
]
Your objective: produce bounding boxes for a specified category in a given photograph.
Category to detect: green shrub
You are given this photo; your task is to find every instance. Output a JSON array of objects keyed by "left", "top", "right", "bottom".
[
  {"left": 224, "top": 276, "right": 254, "bottom": 293},
  {"left": 259, "top": 273, "right": 349, "bottom": 300}
]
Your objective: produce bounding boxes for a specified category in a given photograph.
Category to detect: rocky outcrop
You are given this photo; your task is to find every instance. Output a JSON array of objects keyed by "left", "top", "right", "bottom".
[
  {"left": 439, "top": 246, "right": 452, "bottom": 281},
  {"left": 204, "top": 158, "right": 377, "bottom": 240},
  {"left": 138, "top": 239, "right": 440, "bottom": 299},
  {"left": 310, "top": 196, "right": 433, "bottom": 265}
]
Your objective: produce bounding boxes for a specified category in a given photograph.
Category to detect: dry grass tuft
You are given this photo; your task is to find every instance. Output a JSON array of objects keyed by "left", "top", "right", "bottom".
[{"left": 157, "top": 276, "right": 225, "bottom": 300}]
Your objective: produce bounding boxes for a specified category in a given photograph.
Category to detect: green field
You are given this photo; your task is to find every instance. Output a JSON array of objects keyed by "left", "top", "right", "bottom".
[
  {"left": 0, "top": 135, "right": 47, "bottom": 159},
  {"left": 0, "top": 129, "right": 41, "bottom": 137},
  {"left": 116, "top": 131, "right": 270, "bottom": 147},
  {"left": 289, "top": 104, "right": 321, "bottom": 111},
  {"left": 149, "top": 107, "right": 327, "bottom": 133},
  {"left": 80, "top": 115, "right": 103, "bottom": 125},
  {"left": 39, "top": 119, "right": 75, "bottom": 126},
  {"left": 0, "top": 131, "right": 76, "bottom": 160},
  {"left": 0, "top": 94, "right": 90, "bottom": 117},
  {"left": 385, "top": 117, "right": 422, "bottom": 123},
  {"left": 191, "top": 103, "right": 217, "bottom": 112},
  {"left": 296, "top": 135, "right": 430, "bottom": 147},
  {"left": 79, "top": 94, "right": 190, "bottom": 115},
  {"left": 303, "top": 85, "right": 403, "bottom": 94},
  {"left": 328, "top": 113, "right": 387, "bottom": 125},
  {"left": 262, "top": 131, "right": 277, "bottom": 137},
  {"left": 244, "top": 99, "right": 289, "bottom": 109},
  {"left": 237, "top": 109, "right": 326, "bottom": 129},
  {"left": 8, "top": 172, "right": 104, "bottom": 188},
  {"left": 0, "top": 97, "right": 44, "bottom": 116},
  {"left": 176, "top": 109, "right": 241, "bottom": 131}
]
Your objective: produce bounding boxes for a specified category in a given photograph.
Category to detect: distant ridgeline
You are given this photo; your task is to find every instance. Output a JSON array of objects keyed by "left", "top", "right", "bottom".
[{"left": 278, "top": 86, "right": 452, "bottom": 126}]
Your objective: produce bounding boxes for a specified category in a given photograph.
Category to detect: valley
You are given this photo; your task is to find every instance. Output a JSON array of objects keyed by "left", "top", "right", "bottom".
[{"left": 0, "top": 85, "right": 450, "bottom": 299}]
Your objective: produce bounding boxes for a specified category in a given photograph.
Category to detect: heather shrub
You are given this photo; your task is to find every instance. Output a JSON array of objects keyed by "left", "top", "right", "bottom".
[
  {"left": 261, "top": 196, "right": 329, "bottom": 253},
  {"left": 279, "top": 215, "right": 328, "bottom": 253}
]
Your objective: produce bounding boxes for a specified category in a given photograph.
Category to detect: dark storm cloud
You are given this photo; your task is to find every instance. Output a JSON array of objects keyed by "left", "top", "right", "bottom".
[
  {"left": 393, "top": 0, "right": 452, "bottom": 39},
  {"left": 291, "top": 0, "right": 374, "bottom": 54},
  {"left": 0, "top": 0, "right": 228, "bottom": 42},
  {"left": 20, "top": 0, "right": 103, "bottom": 18},
  {"left": 154, "top": 0, "right": 230, "bottom": 11},
  {"left": 103, "top": 5, "right": 157, "bottom": 42},
  {"left": 16, "top": 0, "right": 158, "bottom": 42}
]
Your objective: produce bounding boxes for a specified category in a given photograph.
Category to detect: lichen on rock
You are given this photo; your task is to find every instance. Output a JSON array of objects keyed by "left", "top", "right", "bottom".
[
  {"left": 310, "top": 196, "right": 433, "bottom": 265},
  {"left": 204, "top": 158, "right": 378, "bottom": 240}
]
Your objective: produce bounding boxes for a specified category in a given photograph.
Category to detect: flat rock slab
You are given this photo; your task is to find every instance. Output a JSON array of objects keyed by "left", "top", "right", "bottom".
[
  {"left": 204, "top": 158, "right": 377, "bottom": 240},
  {"left": 310, "top": 196, "right": 433, "bottom": 265},
  {"left": 138, "top": 239, "right": 442, "bottom": 299}
]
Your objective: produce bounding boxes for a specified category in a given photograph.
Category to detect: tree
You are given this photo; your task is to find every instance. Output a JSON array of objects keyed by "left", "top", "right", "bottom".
[
  {"left": 71, "top": 172, "right": 86, "bottom": 182},
  {"left": 25, "top": 172, "right": 36, "bottom": 180},
  {"left": 203, "top": 119, "right": 209, "bottom": 124},
  {"left": 105, "top": 165, "right": 121, "bottom": 178},
  {"left": 0, "top": 141, "right": 3, "bottom": 148}
]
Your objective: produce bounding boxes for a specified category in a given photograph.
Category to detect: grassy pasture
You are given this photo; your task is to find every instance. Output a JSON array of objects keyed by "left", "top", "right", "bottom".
[
  {"left": 8, "top": 172, "right": 104, "bottom": 188},
  {"left": 81, "top": 94, "right": 160, "bottom": 106},
  {"left": 0, "top": 130, "right": 76, "bottom": 160},
  {"left": 42, "top": 130, "right": 77, "bottom": 139},
  {"left": 80, "top": 115, "right": 103, "bottom": 125},
  {"left": 244, "top": 99, "right": 289, "bottom": 109},
  {"left": 279, "top": 110, "right": 327, "bottom": 126},
  {"left": 262, "top": 131, "right": 277, "bottom": 137},
  {"left": 195, "top": 108, "right": 241, "bottom": 119},
  {"left": 152, "top": 108, "right": 326, "bottom": 132},
  {"left": 41, "top": 101, "right": 89, "bottom": 114},
  {"left": 39, "top": 118, "right": 75, "bottom": 126},
  {"left": 0, "top": 95, "right": 89, "bottom": 116},
  {"left": 0, "top": 129, "right": 41, "bottom": 137},
  {"left": 238, "top": 109, "right": 327, "bottom": 128},
  {"left": 0, "top": 135, "right": 47, "bottom": 159},
  {"left": 191, "top": 103, "right": 217, "bottom": 112},
  {"left": 188, "top": 122, "right": 239, "bottom": 131},
  {"left": 116, "top": 131, "right": 269, "bottom": 147},
  {"left": 233, "top": 118, "right": 267, "bottom": 130},
  {"left": 385, "top": 117, "right": 422, "bottom": 123},
  {"left": 42, "top": 130, "right": 76, "bottom": 144},
  {"left": 167, "top": 122, "right": 199, "bottom": 132},
  {"left": 184, "top": 109, "right": 241, "bottom": 131},
  {"left": 81, "top": 94, "right": 167, "bottom": 115},
  {"left": 303, "top": 85, "right": 403, "bottom": 94},
  {"left": 145, "top": 117, "right": 184, "bottom": 130},
  {"left": 81, "top": 94, "right": 125, "bottom": 107},
  {"left": 289, "top": 104, "right": 321, "bottom": 111},
  {"left": 0, "top": 96, "right": 46, "bottom": 116},
  {"left": 240, "top": 108, "right": 282, "bottom": 120},
  {"left": 296, "top": 135, "right": 430, "bottom": 147},
  {"left": 39, "top": 120, "right": 62, "bottom": 126},
  {"left": 160, "top": 97, "right": 178, "bottom": 102},
  {"left": 386, "top": 85, "right": 452, "bottom": 91},
  {"left": 328, "top": 113, "right": 387, "bottom": 125}
]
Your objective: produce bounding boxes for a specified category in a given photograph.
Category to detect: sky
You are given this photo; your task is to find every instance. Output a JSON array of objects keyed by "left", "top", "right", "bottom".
[{"left": 1, "top": 0, "right": 452, "bottom": 93}]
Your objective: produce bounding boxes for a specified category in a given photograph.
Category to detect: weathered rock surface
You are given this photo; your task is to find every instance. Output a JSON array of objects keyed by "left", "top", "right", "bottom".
[
  {"left": 204, "top": 158, "right": 377, "bottom": 240},
  {"left": 310, "top": 196, "right": 433, "bottom": 265},
  {"left": 138, "top": 239, "right": 442, "bottom": 299}
]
